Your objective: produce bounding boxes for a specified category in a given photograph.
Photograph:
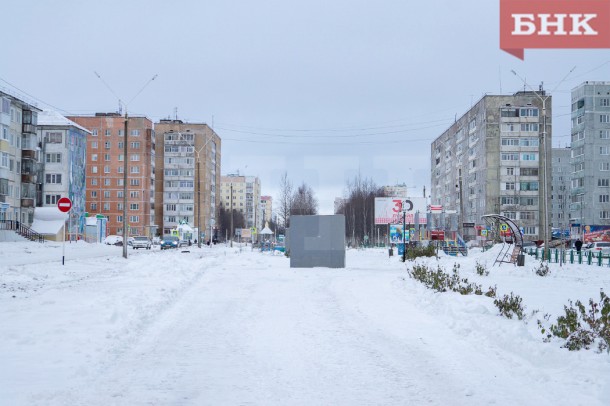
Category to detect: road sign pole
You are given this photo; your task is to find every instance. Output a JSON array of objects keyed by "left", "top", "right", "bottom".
[{"left": 57, "top": 197, "right": 73, "bottom": 266}]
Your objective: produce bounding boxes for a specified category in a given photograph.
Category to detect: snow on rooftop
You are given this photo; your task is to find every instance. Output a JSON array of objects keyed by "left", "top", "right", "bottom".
[{"left": 37, "top": 110, "right": 91, "bottom": 134}]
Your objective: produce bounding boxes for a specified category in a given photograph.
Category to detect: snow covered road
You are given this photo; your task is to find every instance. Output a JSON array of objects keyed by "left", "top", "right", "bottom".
[{"left": 1, "top": 243, "right": 608, "bottom": 405}]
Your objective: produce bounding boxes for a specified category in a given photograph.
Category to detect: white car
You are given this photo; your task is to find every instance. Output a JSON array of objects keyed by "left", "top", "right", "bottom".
[
  {"left": 131, "top": 236, "right": 152, "bottom": 250},
  {"left": 584, "top": 241, "right": 610, "bottom": 257},
  {"left": 103, "top": 235, "right": 123, "bottom": 246}
]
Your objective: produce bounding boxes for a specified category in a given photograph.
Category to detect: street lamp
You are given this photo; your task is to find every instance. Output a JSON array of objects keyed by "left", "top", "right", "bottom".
[
  {"left": 194, "top": 132, "right": 213, "bottom": 248},
  {"left": 511, "top": 68, "right": 575, "bottom": 256}
]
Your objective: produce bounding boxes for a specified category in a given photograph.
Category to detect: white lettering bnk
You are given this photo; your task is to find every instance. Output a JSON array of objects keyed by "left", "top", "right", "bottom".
[{"left": 512, "top": 13, "right": 598, "bottom": 36}]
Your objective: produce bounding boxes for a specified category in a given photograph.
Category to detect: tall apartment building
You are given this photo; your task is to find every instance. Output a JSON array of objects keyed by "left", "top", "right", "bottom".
[
  {"left": 551, "top": 147, "right": 571, "bottom": 230},
  {"left": 430, "top": 91, "right": 551, "bottom": 241},
  {"left": 0, "top": 90, "right": 41, "bottom": 225},
  {"left": 68, "top": 113, "right": 155, "bottom": 237},
  {"left": 260, "top": 195, "right": 272, "bottom": 226},
  {"left": 569, "top": 82, "right": 610, "bottom": 234},
  {"left": 37, "top": 111, "right": 88, "bottom": 237},
  {"left": 220, "top": 175, "right": 261, "bottom": 230},
  {"left": 154, "top": 120, "right": 221, "bottom": 239}
]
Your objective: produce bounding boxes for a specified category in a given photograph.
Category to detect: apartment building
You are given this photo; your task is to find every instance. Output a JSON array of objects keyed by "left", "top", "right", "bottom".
[
  {"left": 260, "top": 195, "right": 273, "bottom": 226},
  {"left": 0, "top": 90, "right": 41, "bottom": 225},
  {"left": 551, "top": 147, "right": 571, "bottom": 230},
  {"left": 569, "top": 81, "right": 610, "bottom": 234},
  {"left": 154, "top": 120, "right": 221, "bottom": 239},
  {"left": 68, "top": 113, "right": 155, "bottom": 237},
  {"left": 37, "top": 111, "right": 88, "bottom": 237},
  {"left": 220, "top": 175, "right": 261, "bottom": 230},
  {"left": 430, "top": 91, "right": 551, "bottom": 242}
]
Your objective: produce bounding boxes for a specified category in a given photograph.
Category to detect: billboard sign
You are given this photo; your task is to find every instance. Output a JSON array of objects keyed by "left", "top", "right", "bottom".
[{"left": 375, "top": 197, "right": 427, "bottom": 225}]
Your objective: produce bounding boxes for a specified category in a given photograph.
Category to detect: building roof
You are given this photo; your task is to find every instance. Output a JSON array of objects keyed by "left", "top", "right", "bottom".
[{"left": 38, "top": 110, "right": 91, "bottom": 134}]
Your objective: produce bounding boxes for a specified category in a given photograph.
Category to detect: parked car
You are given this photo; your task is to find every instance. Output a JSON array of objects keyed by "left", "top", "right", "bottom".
[
  {"left": 132, "top": 236, "right": 152, "bottom": 250},
  {"left": 161, "top": 235, "right": 182, "bottom": 250},
  {"left": 127, "top": 237, "right": 135, "bottom": 246},
  {"left": 583, "top": 241, "right": 610, "bottom": 257},
  {"left": 104, "top": 235, "right": 123, "bottom": 246}
]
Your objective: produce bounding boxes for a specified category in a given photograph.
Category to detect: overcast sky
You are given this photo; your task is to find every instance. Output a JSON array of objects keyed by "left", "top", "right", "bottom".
[{"left": 2, "top": 0, "right": 609, "bottom": 213}]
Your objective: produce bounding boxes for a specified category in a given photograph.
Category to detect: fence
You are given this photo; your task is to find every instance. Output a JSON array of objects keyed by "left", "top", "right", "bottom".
[{"left": 524, "top": 247, "right": 610, "bottom": 267}]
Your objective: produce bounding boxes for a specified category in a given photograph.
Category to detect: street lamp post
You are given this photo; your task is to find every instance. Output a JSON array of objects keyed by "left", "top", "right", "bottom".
[
  {"left": 194, "top": 132, "right": 213, "bottom": 248},
  {"left": 511, "top": 68, "right": 575, "bottom": 258}
]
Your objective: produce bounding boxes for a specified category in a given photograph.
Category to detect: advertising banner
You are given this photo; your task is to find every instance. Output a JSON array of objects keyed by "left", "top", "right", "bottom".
[
  {"left": 375, "top": 197, "right": 427, "bottom": 225},
  {"left": 583, "top": 225, "right": 610, "bottom": 243}
]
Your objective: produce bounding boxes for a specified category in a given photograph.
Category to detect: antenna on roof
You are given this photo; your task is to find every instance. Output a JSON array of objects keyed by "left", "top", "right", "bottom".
[{"left": 174, "top": 107, "right": 178, "bottom": 120}]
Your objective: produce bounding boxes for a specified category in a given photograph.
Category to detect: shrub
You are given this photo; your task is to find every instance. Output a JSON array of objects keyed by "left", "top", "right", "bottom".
[
  {"left": 549, "top": 290, "right": 610, "bottom": 352},
  {"left": 407, "top": 263, "right": 496, "bottom": 297},
  {"left": 494, "top": 292, "right": 526, "bottom": 320},
  {"left": 405, "top": 244, "right": 437, "bottom": 260},
  {"left": 475, "top": 261, "right": 489, "bottom": 276},
  {"left": 535, "top": 261, "right": 551, "bottom": 277}
]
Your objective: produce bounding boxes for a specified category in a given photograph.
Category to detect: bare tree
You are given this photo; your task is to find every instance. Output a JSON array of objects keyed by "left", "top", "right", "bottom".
[
  {"left": 218, "top": 207, "right": 245, "bottom": 241},
  {"left": 277, "top": 171, "right": 293, "bottom": 234},
  {"left": 291, "top": 182, "right": 318, "bottom": 216},
  {"left": 337, "top": 173, "right": 384, "bottom": 247}
]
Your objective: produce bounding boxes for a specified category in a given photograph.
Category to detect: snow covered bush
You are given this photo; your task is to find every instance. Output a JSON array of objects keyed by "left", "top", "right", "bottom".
[
  {"left": 494, "top": 293, "right": 526, "bottom": 320},
  {"left": 549, "top": 290, "right": 610, "bottom": 352},
  {"left": 407, "top": 263, "right": 496, "bottom": 297},
  {"left": 405, "top": 245, "right": 436, "bottom": 260},
  {"left": 535, "top": 261, "right": 551, "bottom": 277}
]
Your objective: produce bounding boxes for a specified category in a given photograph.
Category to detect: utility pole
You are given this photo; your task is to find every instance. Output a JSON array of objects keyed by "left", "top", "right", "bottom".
[
  {"left": 122, "top": 113, "right": 128, "bottom": 259},
  {"left": 511, "top": 68, "right": 575, "bottom": 258},
  {"left": 230, "top": 183, "right": 234, "bottom": 248}
]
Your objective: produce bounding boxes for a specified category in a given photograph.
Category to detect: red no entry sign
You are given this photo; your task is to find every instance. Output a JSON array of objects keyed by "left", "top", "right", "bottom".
[{"left": 57, "top": 197, "right": 72, "bottom": 213}]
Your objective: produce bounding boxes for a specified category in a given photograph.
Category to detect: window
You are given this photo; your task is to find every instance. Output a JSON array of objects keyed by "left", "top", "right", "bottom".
[
  {"left": 91, "top": 154, "right": 98, "bottom": 162},
  {"left": 118, "top": 191, "right": 124, "bottom": 198},
  {"left": 501, "top": 153, "right": 519, "bottom": 161},
  {"left": 501, "top": 138, "right": 519, "bottom": 146},
  {"left": 601, "top": 146, "right": 610, "bottom": 155},
  {"left": 130, "top": 166, "right": 140, "bottom": 174},
  {"left": 131, "top": 142, "right": 140, "bottom": 149},
  {"left": 104, "top": 179, "right": 111, "bottom": 186},
  {"left": 601, "top": 211, "right": 610, "bottom": 220},
  {"left": 44, "top": 132, "right": 62, "bottom": 143},
  {"left": 521, "top": 153, "right": 538, "bottom": 161},
  {"left": 118, "top": 130, "right": 124, "bottom": 136},
  {"left": 520, "top": 138, "right": 539, "bottom": 147},
  {"left": 104, "top": 154, "right": 111, "bottom": 161},
  {"left": 104, "top": 191, "right": 110, "bottom": 198},
  {"left": 520, "top": 197, "right": 538, "bottom": 206},
  {"left": 91, "top": 191, "right": 98, "bottom": 198},
  {"left": 520, "top": 108, "right": 539, "bottom": 117},
  {"left": 45, "top": 174, "right": 62, "bottom": 184},
  {"left": 520, "top": 211, "right": 536, "bottom": 220},
  {"left": 601, "top": 98, "right": 610, "bottom": 107},
  {"left": 520, "top": 181, "right": 539, "bottom": 191},
  {"left": 520, "top": 168, "right": 539, "bottom": 176},
  {"left": 601, "top": 114, "right": 610, "bottom": 123},
  {"left": 599, "top": 179, "right": 610, "bottom": 187},
  {"left": 92, "top": 166, "right": 98, "bottom": 174},
  {"left": 130, "top": 129, "right": 140, "bottom": 136},
  {"left": 118, "top": 141, "right": 124, "bottom": 149},
  {"left": 130, "top": 203, "right": 140, "bottom": 210},
  {"left": 92, "top": 129, "right": 98, "bottom": 136},
  {"left": 103, "top": 203, "right": 110, "bottom": 211},
  {"left": 600, "top": 195, "right": 610, "bottom": 203},
  {"left": 506, "top": 167, "right": 515, "bottom": 175},
  {"left": 130, "top": 154, "right": 140, "bottom": 161},
  {"left": 104, "top": 141, "right": 111, "bottom": 149},
  {"left": 523, "top": 226, "right": 537, "bottom": 235},
  {"left": 505, "top": 182, "right": 515, "bottom": 190},
  {"left": 118, "top": 203, "right": 123, "bottom": 211},
  {"left": 45, "top": 194, "right": 61, "bottom": 205},
  {"left": 503, "top": 211, "right": 517, "bottom": 220},
  {"left": 521, "top": 123, "right": 539, "bottom": 132},
  {"left": 91, "top": 178, "right": 97, "bottom": 185},
  {"left": 0, "top": 152, "right": 8, "bottom": 168},
  {"left": 601, "top": 130, "right": 610, "bottom": 139},
  {"left": 601, "top": 163, "right": 610, "bottom": 171},
  {"left": 574, "top": 162, "right": 585, "bottom": 172},
  {"left": 104, "top": 165, "right": 110, "bottom": 173},
  {"left": 501, "top": 108, "right": 518, "bottom": 117},
  {"left": 90, "top": 203, "right": 97, "bottom": 211},
  {"left": 105, "top": 129, "right": 111, "bottom": 136},
  {"left": 118, "top": 166, "right": 124, "bottom": 173},
  {"left": 91, "top": 141, "right": 98, "bottom": 149},
  {"left": 45, "top": 153, "right": 62, "bottom": 163},
  {"left": 501, "top": 196, "right": 516, "bottom": 204},
  {"left": 130, "top": 216, "right": 140, "bottom": 223},
  {"left": 130, "top": 191, "right": 140, "bottom": 198},
  {"left": 130, "top": 179, "right": 140, "bottom": 186}
]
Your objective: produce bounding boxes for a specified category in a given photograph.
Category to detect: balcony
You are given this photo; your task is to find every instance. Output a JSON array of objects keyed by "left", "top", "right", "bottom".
[
  {"left": 21, "top": 149, "right": 36, "bottom": 160},
  {"left": 21, "top": 173, "right": 37, "bottom": 184},
  {"left": 21, "top": 198, "right": 34, "bottom": 208},
  {"left": 22, "top": 123, "right": 37, "bottom": 135}
]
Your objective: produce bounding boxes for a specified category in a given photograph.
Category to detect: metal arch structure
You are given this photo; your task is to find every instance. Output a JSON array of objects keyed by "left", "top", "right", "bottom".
[{"left": 482, "top": 214, "right": 524, "bottom": 266}]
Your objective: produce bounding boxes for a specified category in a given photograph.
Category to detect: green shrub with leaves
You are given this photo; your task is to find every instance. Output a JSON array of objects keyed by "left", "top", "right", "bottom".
[
  {"left": 548, "top": 290, "right": 610, "bottom": 352},
  {"left": 405, "top": 244, "right": 437, "bottom": 260},
  {"left": 407, "top": 263, "right": 496, "bottom": 297},
  {"left": 475, "top": 261, "right": 489, "bottom": 276},
  {"left": 494, "top": 293, "right": 526, "bottom": 320}
]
